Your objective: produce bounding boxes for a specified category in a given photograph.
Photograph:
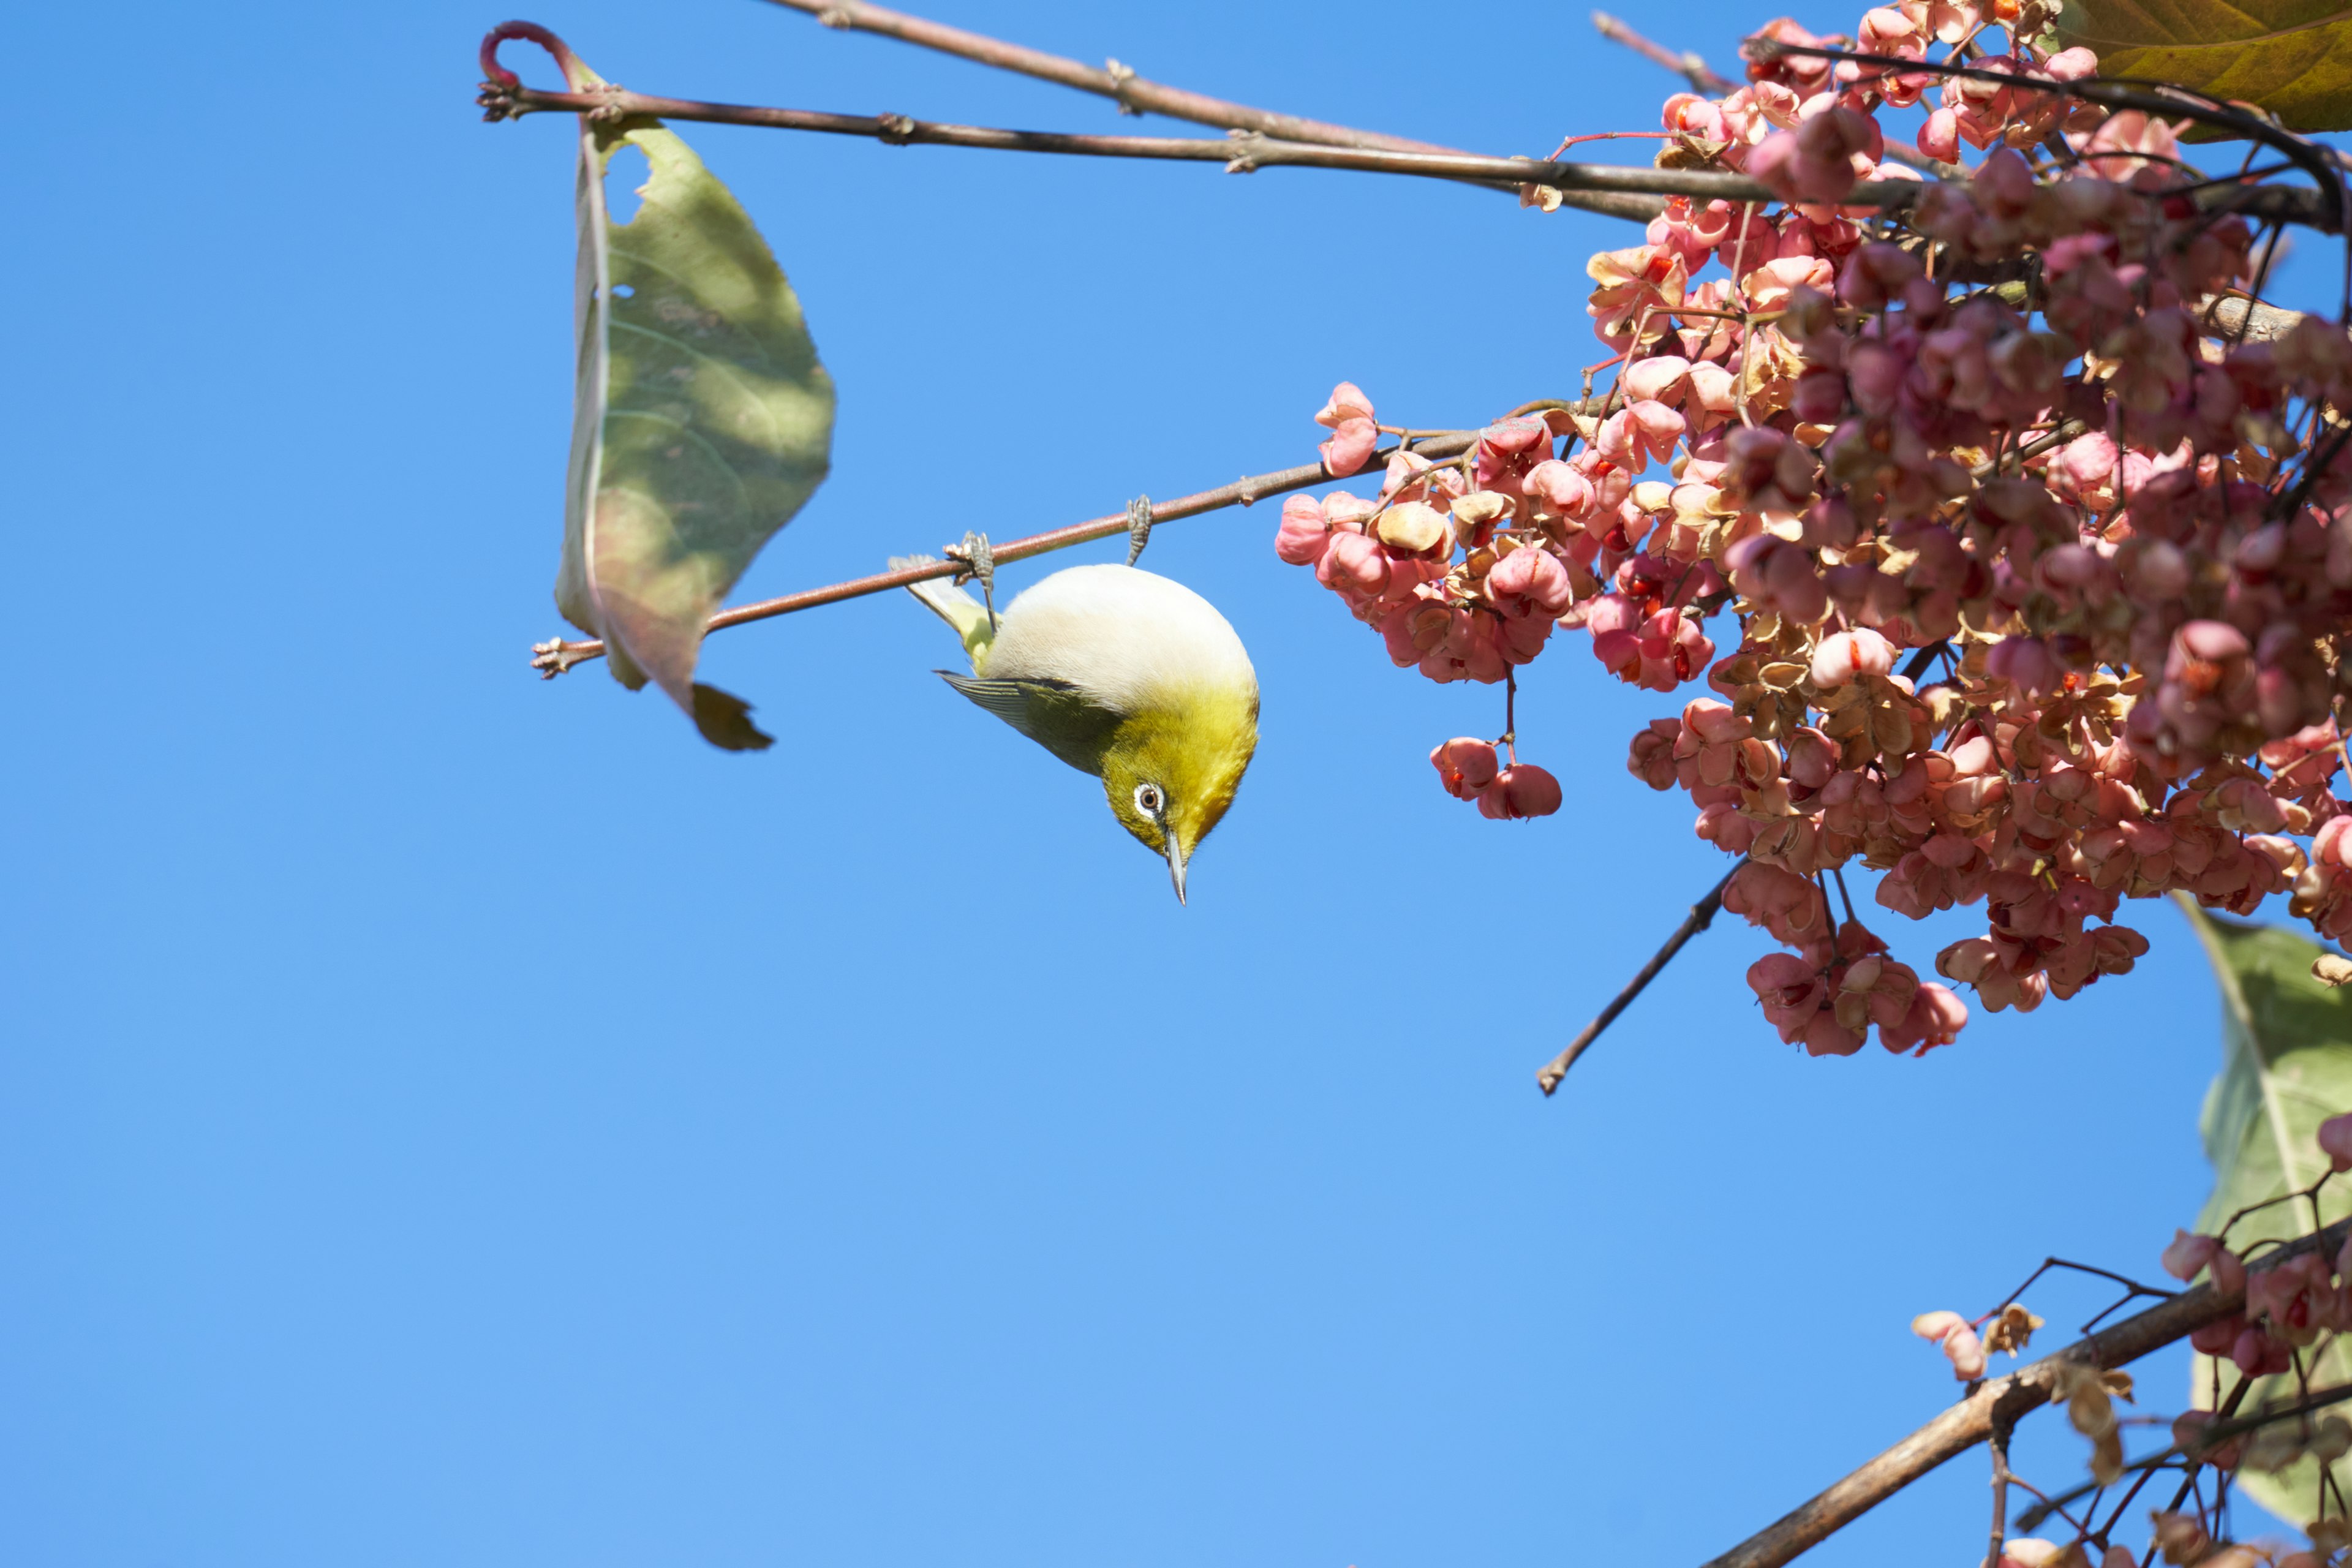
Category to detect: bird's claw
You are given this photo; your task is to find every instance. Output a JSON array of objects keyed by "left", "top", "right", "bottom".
[
  {"left": 946, "top": 530, "right": 1000, "bottom": 633},
  {"left": 1125, "top": 496, "right": 1153, "bottom": 566}
]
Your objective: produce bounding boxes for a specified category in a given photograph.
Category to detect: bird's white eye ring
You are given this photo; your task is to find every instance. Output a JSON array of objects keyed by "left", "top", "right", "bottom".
[{"left": 1134, "top": 783, "right": 1163, "bottom": 816}]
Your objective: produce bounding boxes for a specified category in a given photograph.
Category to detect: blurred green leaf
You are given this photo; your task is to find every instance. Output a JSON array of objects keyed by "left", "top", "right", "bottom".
[
  {"left": 2180, "top": 902, "right": 2352, "bottom": 1526},
  {"left": 2056, "top": 0, "right": 2352, "bottom": 132},
  {"left": 556, "top": 63, "right": 834, "bottom": 748}
]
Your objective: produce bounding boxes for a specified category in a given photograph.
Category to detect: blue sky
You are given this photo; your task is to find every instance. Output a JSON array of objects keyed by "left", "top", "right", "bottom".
[{"left": 6, "top": 2, "right": 2337, "bottom": 1564}]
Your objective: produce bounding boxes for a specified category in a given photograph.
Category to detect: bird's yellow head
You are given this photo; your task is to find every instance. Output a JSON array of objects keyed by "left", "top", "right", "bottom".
[{"left": 1099, "top": 684, "right": 1259, "bottom": 905}]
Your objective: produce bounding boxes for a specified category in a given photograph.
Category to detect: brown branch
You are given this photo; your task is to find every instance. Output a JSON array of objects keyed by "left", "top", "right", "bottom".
[
  {"left": 2199, "top": 293, "right": 2321, "bottom": 345},
  {"left": 761, "top": 0, "right": 1452, "bottom": 152},
  {"left": 1536, "top": 862, "right": 1741, "bottom": 1095},
  {"left": 530, "top": 432, "right": 1484, "bottom": 675},
  {"left": 1592, "top": 10, "right": 1735, "bottom": 94},
  {"left": 1700, "top": 1216, "right": 2352, "bottom": 1568},
  {"left": 753, "top": 0, "right": 1662, "bottom": 222},
  {"left": 478, "top": 76, "right": 1849, "bottom": 216}
]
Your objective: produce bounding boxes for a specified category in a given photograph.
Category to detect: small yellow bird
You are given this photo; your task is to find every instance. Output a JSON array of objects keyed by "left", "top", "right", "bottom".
[{"left": 896, "top": 556, "right": 1259, "bottom": 902}]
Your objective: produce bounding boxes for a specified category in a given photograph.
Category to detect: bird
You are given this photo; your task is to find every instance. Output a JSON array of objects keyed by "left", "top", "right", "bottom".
[{"left": 892, "top": 552, "right": 1259, "bottom": 903}]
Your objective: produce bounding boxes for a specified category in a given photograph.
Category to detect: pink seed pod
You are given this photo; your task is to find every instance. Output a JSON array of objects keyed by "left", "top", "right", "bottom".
[
  {"left": 1314, "top": 382, "right": 1375, "bottom": 429},
  {"left": 1811, "top": 628, "right": 1896, "bottom": 689},
  {"left": 1477, "top": 765, "right": 1563, "bottom": 820},
  {"left": 1430, "top": 739, "right": 1499, "bottom": 801},
  {"left": 2319, "top": 1111, "right": 2352, "bottom": 1172},
  {"left": 1274, "top": 495, "right": 1331, "bottom": 566},
  {"left": 1316, "top": 530, "right": 1389, "bottom": 596},
  {"left": 2161, "top": 1230, "right": 2223, "bottom": 1283}
]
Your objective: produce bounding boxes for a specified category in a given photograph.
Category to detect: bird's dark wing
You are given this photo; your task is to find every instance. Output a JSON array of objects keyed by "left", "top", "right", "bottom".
[{"left": 936, "top": 672, "right": 1122, "bottom": 775}]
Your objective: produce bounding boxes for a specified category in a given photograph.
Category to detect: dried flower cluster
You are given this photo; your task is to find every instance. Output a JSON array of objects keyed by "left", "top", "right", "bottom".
[{"left": 1276, "top": 2, "right": 2352, "bottom": 1055}]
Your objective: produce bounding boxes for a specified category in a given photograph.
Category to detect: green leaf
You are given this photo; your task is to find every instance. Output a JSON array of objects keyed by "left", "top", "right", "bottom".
[
  {"left": 2180, "top": 901, "right": 2352, "bottom": 1527},
  {"left": 555, "top": 64, "right": 834, "bottom": 747},
  {"left": 2056, "top": 0, "right": 2352, "bottom": 133}
]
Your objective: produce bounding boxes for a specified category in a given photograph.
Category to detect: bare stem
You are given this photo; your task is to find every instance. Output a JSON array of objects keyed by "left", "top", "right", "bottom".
[
  {"left": 1700, "top": 1217, "right": 2352, "bottom": 1568},
  {"left": 475, "top": 75, "right": 1841, "bottom": 216},
  {"left": 761, "top": 0, "right": 1452, "bottom": 153},
  {"left": 753, "top": 0, "right": 1662, "bottom": 221},
  {"left": 1986, "top": 1422, "right": 2015, "bottom": 1568},
  {"left": 1536, "top": 862, "right": 1742, "bottom": 1094},
  {"left": 1591, "top": 10, "right": 1735, "bottom": 93},
  {"left": 2017, "top": 1379, "right": 2352, "bottom": 1532},
  {"left": 530, "top": 432, "right": 1482, "bottom": 675}
]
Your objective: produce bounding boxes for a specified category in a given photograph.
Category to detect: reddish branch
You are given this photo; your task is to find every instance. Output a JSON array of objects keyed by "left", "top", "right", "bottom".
[
  {"left": 1703, "top": 1216, "right": 2352, "bottom": 1568},
  {"left": 530, "top": 433, "right": 1480, "bottom": 674}
]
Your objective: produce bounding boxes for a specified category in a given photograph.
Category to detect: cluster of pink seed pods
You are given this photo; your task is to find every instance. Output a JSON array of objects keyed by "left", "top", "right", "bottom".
[{"left": 1276, "top": 1, "right": 2352, "bottom": 1057}]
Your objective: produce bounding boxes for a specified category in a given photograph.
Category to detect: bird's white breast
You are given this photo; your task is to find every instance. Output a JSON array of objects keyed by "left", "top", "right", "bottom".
[{"left": 982, "top": 564, "right": 1256, "bottom": 714}]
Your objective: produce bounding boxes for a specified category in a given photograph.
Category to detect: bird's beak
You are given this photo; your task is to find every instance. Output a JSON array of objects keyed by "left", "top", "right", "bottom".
[{"left": 1166, "top": 839, "right": 1188, "bottom": 905}]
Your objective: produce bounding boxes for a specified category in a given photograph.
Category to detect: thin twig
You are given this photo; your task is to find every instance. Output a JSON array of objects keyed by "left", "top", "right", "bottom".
[
  {"left": 1592, "top": 10, "right": 1735, "bottom": 93},
  {"left": 1986, "top": 1421, "right": 2015, "bottom": 1568},
  {"left": 472, "top": 75, "right": 1848, "bottom": 215},
  {"left": 755, "top": 0, "right": 1661, "bottom": 221},
  {"left": 1536, "top": 862, "right": 1741, "bottom": 1094},
  {"left": 529, "top": 432, "right": 1482, "bottom": 674},
  {"left": 1532, "top": 638, "right": 1948, "bottom": 1094},
  {"left": 2018, "top": 1381, "right": 2352, "bottom": 1532},
  {"left": 1700, "top": 1217, "right": 2352, "bottom": 1568}
]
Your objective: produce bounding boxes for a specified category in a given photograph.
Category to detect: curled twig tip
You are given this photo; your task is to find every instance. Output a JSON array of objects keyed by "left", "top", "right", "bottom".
[{"left": 480, "top": 20, "right": 590, "bottom": 97}]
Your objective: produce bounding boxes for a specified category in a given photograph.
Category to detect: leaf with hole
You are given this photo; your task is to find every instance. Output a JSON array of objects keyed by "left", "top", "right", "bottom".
[
  {"left": 2057, "top": 0, "right": 2352, "bottom": 133},
  {"left": 556, "top": 61, "right": 834, "bottom": 749},
  {"left": 2179, "top": 903, "right": 2352, "bottom": 1526}
]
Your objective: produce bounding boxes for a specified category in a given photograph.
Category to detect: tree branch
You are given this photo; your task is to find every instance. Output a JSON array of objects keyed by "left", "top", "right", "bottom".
[
  {"left": 1536, "top": 863, "right": 1740, "bottom": 1094},
  {"left": 2016, "top": 1379, "right": 2352, "bottom": 1532},
  {"left": 1591, "top": 10, "right": 1735, "bottom": 94},
  {"left": 1700, "top": 1216, "right": 2352, "bottom": 1568},
  {"left": 530, "top": 432, "right": 1485, "bottom": 675},
  {"left": 752, "top": 0, "right": 1664, "bottom": 222},
  {"left": 475, "top": 75, "right": 1816, "bottom": 216},
  {"left": 480, "top": 82, "right": 2329, "bottom": 236},
  {"left": 761, "top": 0, "right": 1452, "bottom": 153}
]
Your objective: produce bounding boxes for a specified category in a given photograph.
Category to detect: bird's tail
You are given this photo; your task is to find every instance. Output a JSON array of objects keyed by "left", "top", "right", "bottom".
[{"left": 889, "top": 554, "right": 996, "bottom": 672}]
